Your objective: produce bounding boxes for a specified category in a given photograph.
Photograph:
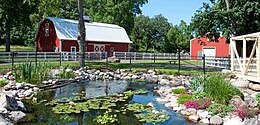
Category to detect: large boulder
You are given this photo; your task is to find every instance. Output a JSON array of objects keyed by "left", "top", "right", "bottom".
[
  {"left": 8, "top": 111, "right": 26, "bottom": 122},
  {"left": 244, "top": 95, "right": 257, "bottom": 107},
  {"left": 243, "top": 117, "right": 260, "bottom": 125},
  {"left": 249, "top": 83, "right": 260, "bottom": 91},
  {"left": 0, "top": 114, "right": 13, "bottom": 125},
  {"left": 231, "top": 79, "right": 249, "bottom": 88},
  {"left": 0, "top": 93, "right": 18, "bottom": 111}
]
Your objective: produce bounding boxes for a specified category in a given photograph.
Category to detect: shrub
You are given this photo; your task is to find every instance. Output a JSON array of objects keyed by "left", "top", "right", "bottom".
[
  {"left": 0, "top": 79, "right": 8, "bottom": 87},
  {"left": 172, "top": 88, "right": 187, "bottom": 94},
  {"left": 189, "top": 76, "right": 205, "bottom": 92},
  {"left": 177, "top": 94, "right": 193, "bottom": 104},
  {"left": 14, "top": 62, "right": 49, "bottom": 84},
  {"left": 204, "top": 75, "right": 243, "bottom": 104},
  {"left": 206, "top": 103, "right": 235, "bottom": 117},
  {"left": 192, "top": 91, "right": 207, "bottom": 99},
  {"left": 184, "top": 100, "right": 199, "bottom": 109},
  {"left": 255, "top": 93, "right": 260, "bottom": 107}
]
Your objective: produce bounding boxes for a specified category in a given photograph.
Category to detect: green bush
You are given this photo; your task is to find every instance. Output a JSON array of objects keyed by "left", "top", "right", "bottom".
[
  {"left": 0, "top": 79, "right": 8, "bottom": 87},
  {"left": 14, "top": 62, "right": 49, "bottom": 84},
  {"left": 206, "top": 103, "right": 235, "bottom": 117},
  {"left": 172, "top": 88, "right": 187, "bottom": 94},
  {"left": 204, "top": 75, "right": 243, "bottom": 104},
  {"left": 177, "top": 94, "right": 193, "bottom": 104},
  {"left": 189, "top": 76, "right": 205, "bottom": 92}
]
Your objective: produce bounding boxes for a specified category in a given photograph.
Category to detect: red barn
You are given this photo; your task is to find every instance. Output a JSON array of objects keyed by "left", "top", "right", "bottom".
[
  {"left": 35, "top": 17, "right": 132, "bottom": 54},
  {"left": 190, "top": 36, "right": 229, "bottom": 60}
]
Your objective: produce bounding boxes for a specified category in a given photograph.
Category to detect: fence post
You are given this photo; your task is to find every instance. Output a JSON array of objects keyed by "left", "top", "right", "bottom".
[
  {"left": 178, "top": 49, "right": 180, "bottom": 73},
  {"left": 129, "top": 52, "right": 132, "bottom": 71},
  {"left": 105, "top": 52, "right": 108, "bottom": 69},
  {"left": 60, "top": 52, "right": 62, "bottom": 66},
  {"left": 203, "top": 54, "right": 206, "bottom": 74},
  {"left": 153, "top": 53, "right": 156, "bottom": 71},
  {"left": 11, "top": 52, "right": 14, "bottom": 70}
]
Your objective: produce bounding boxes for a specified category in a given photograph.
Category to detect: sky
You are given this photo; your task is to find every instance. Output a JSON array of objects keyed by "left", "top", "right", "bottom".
[{"left": 141, "top": 0, "right": 210, "bottom": 25}]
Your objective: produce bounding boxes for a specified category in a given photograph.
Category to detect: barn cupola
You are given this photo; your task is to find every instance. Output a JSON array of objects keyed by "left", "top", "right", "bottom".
[{"left": 83, "top": 13, "right": 91, "bottom": 23}]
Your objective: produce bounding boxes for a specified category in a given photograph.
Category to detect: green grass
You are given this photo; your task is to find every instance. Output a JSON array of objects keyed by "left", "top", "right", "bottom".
[{"left": 0, "top": 45, "right": 34, "bottom": 52}]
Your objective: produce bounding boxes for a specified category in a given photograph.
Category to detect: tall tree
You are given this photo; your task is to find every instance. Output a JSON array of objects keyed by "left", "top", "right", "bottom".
[
  {"left": 191, "top": 0, "right": 260, "bottom": 40},
  {"left": 78, "top": 0, "right": 86, "bottom": 67}
]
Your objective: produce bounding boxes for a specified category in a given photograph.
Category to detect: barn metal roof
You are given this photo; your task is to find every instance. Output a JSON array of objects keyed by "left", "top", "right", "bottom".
[{"left": 48, "top": 17, "right": 132, "bottom": 43}]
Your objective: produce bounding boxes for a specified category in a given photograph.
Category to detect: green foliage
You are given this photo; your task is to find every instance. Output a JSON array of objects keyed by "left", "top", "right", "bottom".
[
  {"left": 0, "top": 79, "right": 8, "bottom": 87},
  {"left": 171, "top": 88, "right": 187, "bottom": 94},
  {"left": 189, "top": 76, "right": 205, "bottom": 93},
  {"left": 255, "top": 93, "right": 260, "bottom": 107},
  {"left": 206, "top": 103, "right": 235, "bottom": 117},
  {"left": 14, "top": 62, "right": 49, "bottom": 84},
  {"left": 94, "top": 111, "right": 117, "bottom": 124},
  {"left": 192, "top": 91, "right": 207, "bottom": 99},
  {"left": 134, "top": 112, "right": 170, "bottom": 125},
  {"left": 204, "top": 75, "right": 243, "bottom": 104},
  {"left": 58, "top": 67, "right": 75, "bottom": 79},
  {"left": 177, "top": 94, "right": 193, "bottom": 104}
]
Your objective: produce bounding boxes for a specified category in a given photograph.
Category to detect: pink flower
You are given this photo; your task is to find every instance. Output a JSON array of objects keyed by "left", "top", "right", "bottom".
[
  {"left": 184, "top": 101, "right": 199, "bottom": 109},
  {"left": 235, "top": 108, "right": 247, "bottom": 119}
]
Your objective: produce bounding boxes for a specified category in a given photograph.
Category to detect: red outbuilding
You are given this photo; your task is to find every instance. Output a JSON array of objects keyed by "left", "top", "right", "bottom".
[
  {"left": 35, "top": 17, "right": 132, "bottom": 54},
  {"left": 190, "top": 36, "right": 229, "bottom": 60}
]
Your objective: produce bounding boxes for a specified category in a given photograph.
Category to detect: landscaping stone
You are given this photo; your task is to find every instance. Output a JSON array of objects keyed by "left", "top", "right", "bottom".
[
  {"left": 188, "top": 114, "right": 199, "bottom": 121},
  {"left": 210, "top": 115, "right": 223, "bottom": 125},
  {"left": 223, "top": 117, "right": 244, "bottom": 125},
  {"left": 197, "top": 110, "right": 209, "bottom": 119},
  {"left": 249, "top": 83, "right": 260, "bottom": 91},
  {"left": 0, "top": 93, "right": 18, "bottom": 111},
  {"left": 0, "top": 114, "right": 12, "bottom": 125},
  {"left": 200, "top": 118, "right": 210, "bottom": 124},
  {"left": 229, "top": 95, "right": 247, "bottom": 109},
  {"left": 244, "top": 95, "right": 258, "bottom": 107},
  {"left": 243, "top": 117, "right": 260, "bottom": 125},
  {"left": 8, "top": 111, "right": 26, "bottom": 122},
  {"left": 231, "top": 79, "right": 249, "bottom": 88}
]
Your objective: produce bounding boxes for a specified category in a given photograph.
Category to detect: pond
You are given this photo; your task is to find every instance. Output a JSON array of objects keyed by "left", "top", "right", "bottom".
[{"left": 18, "top": 80, "right": 197, "bottom": 125}]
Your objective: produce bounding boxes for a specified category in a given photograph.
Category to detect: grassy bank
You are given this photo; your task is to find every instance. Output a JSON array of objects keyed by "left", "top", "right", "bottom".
[{"left": 0, "top": 45, "right": 35, "bottom": 52}]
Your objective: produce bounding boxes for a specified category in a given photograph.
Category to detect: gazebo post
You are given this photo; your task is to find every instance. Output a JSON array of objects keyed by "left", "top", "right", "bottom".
[
  {"left": 242, "top": 38, "right": 247, "bottom": 76},
  {"left": 257, "top": 38, "right": 260, "bottom": 78},
  {"left": 230, "top": 39, "right": 235, "bottom": 71}
]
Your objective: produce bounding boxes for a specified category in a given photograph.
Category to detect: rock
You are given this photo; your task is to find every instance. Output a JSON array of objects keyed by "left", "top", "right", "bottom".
[
  {"left": 42, "top": 81, "right": 49, "bottom": 85},
  {"left": 24, "top": 89, "right": 33, "bottom": 97},
  {"left": 8, "top": 111, "right": 26, "bottom": 122},
  {"left": 147, "top": 70, "right": 155, "bottom": 74},
  {"left": 244, "top": 95, "right": 257, "bottom": 107},
  {"left": 222, "top": 69, "right": 232, "bottom": 73},
  {"left": 172, "top": 106, "right": 183, "bottom": 112},
  {"left": 0, "top": 93, "right": 18, "bottom": 111},
  {"left": 15, "top": 83, "right": 23, "bottom": 89},
  {"left": 223, "top": 117, "right": 244, "bottom": 125},
  {"left": 187, "top": 108, "right": 197, "bottom": 115},
  {"left": 2, "top": 91, "right": 17, "bottom": 98},
  {"left": 17, "top": 101, "right": 26, "bottom": 111},
  {"left": 229, "top": 95, "right": 247, "bottom": 109},
  {"left": 200, "top": 118, "right": 210, "bottom": 124},
  {"left": 188, "top": 114, "right": 200, "bottom": 121},
  {"left": 155, "top": 98, "right": 168, "bottom": 103},
  {"left": 0, "top": 108, "right": 8, "bottom": 114},
  {"left": 249, "top": 84, "right": 260, "bottom": 91},
  {"left": 243, "top": 117, "right": 260, "bottom": 125},
  {"left": 197, "top": 110, "right": 209, "bottom": 119},
  {"left": 0, "top": 114, "right": 13, "bottom": 125},
  {"left": 210, "top": 115, "right": 223, "bottom": 125},
  {"left": 180, "top": 110, "right": 187, "bottom": 115},
  {"left": 159, "top": 79, "right": 170, "bottom": 85},
  {"left": 231, "top": 79, "right": 249, "bottom": 88}
]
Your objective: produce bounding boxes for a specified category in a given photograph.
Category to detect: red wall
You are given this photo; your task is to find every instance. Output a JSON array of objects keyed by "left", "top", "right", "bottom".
[
  {"left": 190, "top": 37, "right": 229, "bottom": 60},
  {"left": 62, "top": 40, "right": 129, "bottom": 52},
  {"left": 36, "top": 19, "right": 59, "bottom": 52}
]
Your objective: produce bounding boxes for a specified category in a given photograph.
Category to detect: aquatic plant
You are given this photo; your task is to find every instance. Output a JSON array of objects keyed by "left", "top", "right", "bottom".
[
  {"left": 58, "top": 66, "right": 75, "bottom": 79},
  {"left": 134, "top": 112, "right": 170, "bottom": 125},
  {"left": 124, "top": 103, "right": 153, "bottom": 113},
  {"left": 15, "top": 61, "right": 49, "bottom": 84},
  {"left": 94, "top": 111, "right": 118, "bottom": 124}
]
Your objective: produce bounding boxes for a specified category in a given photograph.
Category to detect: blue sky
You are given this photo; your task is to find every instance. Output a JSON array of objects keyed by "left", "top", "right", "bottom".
[{"left": 141, "top": 0, "right": 210, "bottom": 25}]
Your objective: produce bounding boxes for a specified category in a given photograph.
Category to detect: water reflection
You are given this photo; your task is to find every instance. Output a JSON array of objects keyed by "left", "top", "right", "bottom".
[{"left": 55, "top": 80, "right": 129, "bottom": 99}]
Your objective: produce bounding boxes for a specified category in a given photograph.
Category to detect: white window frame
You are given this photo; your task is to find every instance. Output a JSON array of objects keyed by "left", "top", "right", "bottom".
[{"left": 45, "top": 23, "right": 49, "bottom": 37}]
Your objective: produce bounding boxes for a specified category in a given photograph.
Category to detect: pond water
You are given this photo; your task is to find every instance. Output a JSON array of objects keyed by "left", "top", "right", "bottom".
[{"left": 18, "top": 80, "right": 197, "bottom": 125}]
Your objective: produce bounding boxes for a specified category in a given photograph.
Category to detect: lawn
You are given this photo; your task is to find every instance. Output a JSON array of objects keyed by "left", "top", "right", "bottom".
[{"left": 0, "top": 45, "right": 35, "bottom": 52}]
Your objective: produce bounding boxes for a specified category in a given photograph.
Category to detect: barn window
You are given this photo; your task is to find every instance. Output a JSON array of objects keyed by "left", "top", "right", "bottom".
[{"left": 45, "top": 23, "right": 49, "bottom": 36}]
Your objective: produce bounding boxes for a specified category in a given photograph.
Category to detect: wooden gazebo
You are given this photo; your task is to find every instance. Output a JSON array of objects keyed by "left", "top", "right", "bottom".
[{"left": 230, "top": 32, "right": 260, "bottom": 82}]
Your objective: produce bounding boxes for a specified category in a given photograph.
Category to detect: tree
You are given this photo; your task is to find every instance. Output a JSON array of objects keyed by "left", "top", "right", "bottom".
[
  {"left": 78, "top": 0, "right": 86, "bottom": 67},
  {"left": 191, "top": 0, "right": 260, "bottom": 40}
]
